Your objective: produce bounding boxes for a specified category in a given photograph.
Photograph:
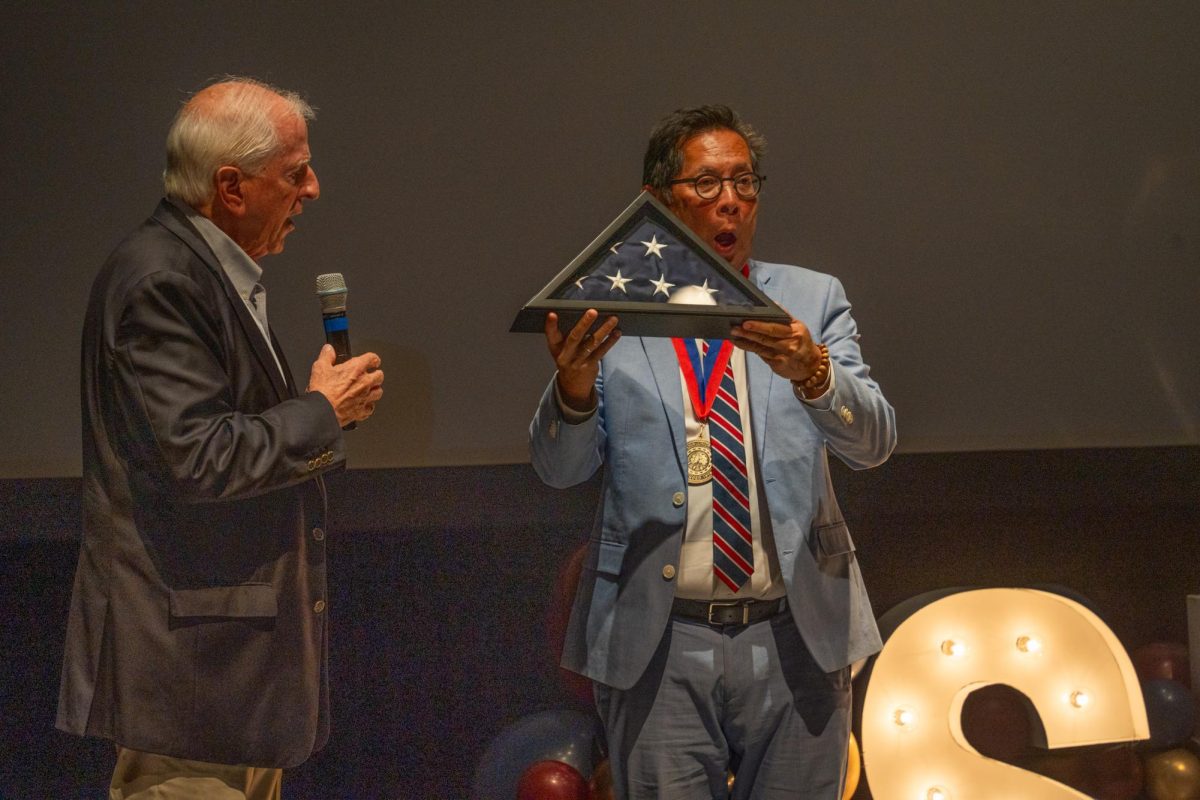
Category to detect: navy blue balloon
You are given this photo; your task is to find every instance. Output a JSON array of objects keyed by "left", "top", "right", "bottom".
[
  {"left": 471, "top": 709, "right": 603, "bottom": 800},
  {"left": 1142, "top": 679, "right": 1197, "bottom": 749}
]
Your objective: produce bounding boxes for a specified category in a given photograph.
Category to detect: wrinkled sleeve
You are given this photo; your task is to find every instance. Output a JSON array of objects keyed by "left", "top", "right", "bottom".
[
  {"left": 529, "top": 368, "right": 607, "bottom": 489},
  {"left": 802, "top": 276, "right": 897, "bottom": 470},
  {"left": 111, "top": 270, "right": 344, "bottom": 502}
]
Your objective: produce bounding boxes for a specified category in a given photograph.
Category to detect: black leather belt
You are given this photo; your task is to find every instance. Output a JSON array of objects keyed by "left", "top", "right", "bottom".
[{"left": 671, "top": 596, "right": 787, "bottom": 627}]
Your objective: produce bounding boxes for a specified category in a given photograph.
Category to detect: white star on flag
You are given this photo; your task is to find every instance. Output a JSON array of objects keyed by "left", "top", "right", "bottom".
[
  {"left": 650, "top": 274, "right": 675, "bottom": 298},
  {"left": 606, "top": 269, "right": 632, "bottom": 294},
  {"left": 640, "top": 234, "right": 668, "bottom": 259},
  {"left": 609, "top": 241, "right": 623, "bottom": 255},
  {"left": 699, "top": 279, "right": 719, "bottom": 298},
  {"left": 574, "top": 277, "right": 587, "bottom": 290}
]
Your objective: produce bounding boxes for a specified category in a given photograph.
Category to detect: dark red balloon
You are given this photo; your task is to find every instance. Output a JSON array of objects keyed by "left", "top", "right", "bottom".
[
  {"left": 1087, "top": 745, "right": 1144, "bottom": 800},
  {"left": 546, "top": 542, "right": 592, "bottom": 706},
  {"left": 1019, "top": 750, "right": 1092, "bottom": 793},
  {"left": 1131, "top": 642, "right": 1191, "bottom": 689},
  {"left": 960, "top": 684, "right": 1034, "bottom": 763},
  {"left": 588, "top": 759, "right": 613, "bottom": 800},
  {"left": 517, "top": 760, "right": 588, "bottom": 800}
]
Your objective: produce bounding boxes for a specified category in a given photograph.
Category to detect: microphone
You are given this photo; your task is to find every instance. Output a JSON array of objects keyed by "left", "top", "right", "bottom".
[
  {"left": 315, "top": 273, "right": 352, "bottom": 364},
  {"left": 315, "top": 273, "right": 356, "bottom": 430}
]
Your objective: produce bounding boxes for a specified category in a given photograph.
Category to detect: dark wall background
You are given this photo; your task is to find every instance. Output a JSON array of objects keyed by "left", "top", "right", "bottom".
[
  {"left": 2, "top": 2, "right": 1198, "bottom": 796},
  {"left": 4, "top": 447, "right": 1197, "bottom": 797},
  {"left": 1, "top": 3, "right": 1198, "bottom": 477}
]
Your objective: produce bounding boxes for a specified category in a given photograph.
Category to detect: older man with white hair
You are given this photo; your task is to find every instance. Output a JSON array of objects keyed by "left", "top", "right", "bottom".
[{"left": 57, "top": 77, "right": 384, "bottom": 799}]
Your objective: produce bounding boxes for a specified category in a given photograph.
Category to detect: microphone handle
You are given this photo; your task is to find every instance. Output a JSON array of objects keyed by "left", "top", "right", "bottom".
[
  {"left": 323, "top": 313, "right": 352, "bottom": 363},
  {"left": 322, "top": 312, "right": 356, "bottom": 430}
]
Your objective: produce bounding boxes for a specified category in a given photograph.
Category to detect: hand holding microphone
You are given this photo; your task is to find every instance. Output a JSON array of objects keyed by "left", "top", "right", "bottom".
[{"left": 307, "top": 273, "right": 383, "bottom": 429}]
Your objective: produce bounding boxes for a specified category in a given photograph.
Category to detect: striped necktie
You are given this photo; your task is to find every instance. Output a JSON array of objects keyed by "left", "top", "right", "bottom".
[{"left": 708, "top": 345, "right": 753, "bottom": 591}]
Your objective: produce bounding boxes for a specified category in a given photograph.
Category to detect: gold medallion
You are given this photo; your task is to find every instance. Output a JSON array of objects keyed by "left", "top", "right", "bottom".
[{"left": 687, "top": 438, "right": 712, "bottom": 485}]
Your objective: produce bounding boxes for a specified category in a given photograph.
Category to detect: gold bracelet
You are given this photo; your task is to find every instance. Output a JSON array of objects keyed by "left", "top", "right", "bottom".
[{"left": 797, "top": 344, "right": 830, "bottom": 393}]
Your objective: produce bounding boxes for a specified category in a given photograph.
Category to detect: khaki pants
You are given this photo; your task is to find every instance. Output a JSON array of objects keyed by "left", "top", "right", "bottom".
[{"left": 109, "top": 747, "right": 282, "bottom": 800}]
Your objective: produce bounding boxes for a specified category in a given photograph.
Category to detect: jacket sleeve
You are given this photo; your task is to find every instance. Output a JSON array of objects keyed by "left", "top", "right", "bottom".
[
  {"left": 803, "top": 276, "right": 897, "bottom": 470},
  {"left": 528, "top": 369, "right": 607, "bottom": 489},
  {"left": 110, "top": 269, "right": 344, "bottom": 502}
]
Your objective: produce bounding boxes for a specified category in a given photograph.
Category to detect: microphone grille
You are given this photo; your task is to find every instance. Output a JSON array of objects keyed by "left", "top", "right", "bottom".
[{"left": 315, "top": 272, "right": 348, "bottom": 314}]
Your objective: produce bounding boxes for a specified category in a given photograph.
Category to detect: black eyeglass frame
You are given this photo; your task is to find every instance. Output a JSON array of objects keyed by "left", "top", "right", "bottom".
[{"left": 666, "top": 172, "right": 766, "bottom": 200}]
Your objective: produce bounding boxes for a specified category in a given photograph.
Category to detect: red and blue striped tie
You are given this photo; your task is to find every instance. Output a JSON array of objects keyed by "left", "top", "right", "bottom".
[{"left": 708, "top": 346, "right": 753, "bottom": 591}]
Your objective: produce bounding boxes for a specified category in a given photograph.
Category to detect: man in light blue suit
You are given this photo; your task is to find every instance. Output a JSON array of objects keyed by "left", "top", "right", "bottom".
[{"left": 530, "top": 106, "right": 896, "bottom": 799}]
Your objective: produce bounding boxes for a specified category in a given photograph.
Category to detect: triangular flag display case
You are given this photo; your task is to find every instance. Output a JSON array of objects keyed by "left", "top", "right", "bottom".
[{"left": 511, "top": 191, "right": 789, "bottom": 339}]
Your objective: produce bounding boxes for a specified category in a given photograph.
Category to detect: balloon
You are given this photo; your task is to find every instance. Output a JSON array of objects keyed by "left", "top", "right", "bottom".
[
  {"left": 1133, "top": 643, "right": 1192, "bottom": 689},
  {"left": 472, "top": 710, "right": 603, "bottom": 800},
  {"left": 1088, "top": 744, "right": 1144, "bottom": 800},
  {"left": 517, "top": 760, "right": 588, "bottom": 800},
  {"left": 547, "top": 541, "right": 593, "bottom": 706},
  {"left": 1143, "top": 679, "right": 1198, "bottom": 749},
  {"left": 1143, "top": 748, "right": 1200, "bottom": 800},
  {"left": 960, "top": 683, "right": 1035, "bottom": 763},
  {"left": 588, "top": 758, "right": 613, "bottom": 800},
  {"left": 1019, "top": 750, "right": 1092, "bottom": 794},
  {"left": 843, "top": 732, "right": 861, "bottom": 799}
]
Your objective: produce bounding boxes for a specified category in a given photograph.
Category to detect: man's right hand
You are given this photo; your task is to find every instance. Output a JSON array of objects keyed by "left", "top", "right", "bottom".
[
  {"left": 306, "top": 345, "right": 384, "bottom": 428},
  {"left": 544, "top": 310, "right": 619, "bottom": 412}
]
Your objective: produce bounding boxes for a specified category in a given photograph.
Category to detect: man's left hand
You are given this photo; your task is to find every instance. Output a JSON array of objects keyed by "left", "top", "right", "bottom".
[{"left": 730, "top": 318, "right": 823, "bottom": 383}]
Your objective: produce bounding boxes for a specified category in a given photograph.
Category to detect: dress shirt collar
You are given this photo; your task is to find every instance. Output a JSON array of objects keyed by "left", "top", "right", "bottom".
[{"left": 166, "top": 197, "right": 264, "bottom": 308}]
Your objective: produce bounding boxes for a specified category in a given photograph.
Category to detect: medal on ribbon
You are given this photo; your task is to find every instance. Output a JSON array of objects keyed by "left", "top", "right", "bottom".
[{"left": 672, "top": 337, "right": 734, "bottom": 486}]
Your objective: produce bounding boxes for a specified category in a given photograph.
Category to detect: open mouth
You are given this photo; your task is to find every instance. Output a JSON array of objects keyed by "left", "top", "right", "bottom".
[{"left": 715, "top": 232, "right": 736, "bottom": 249}]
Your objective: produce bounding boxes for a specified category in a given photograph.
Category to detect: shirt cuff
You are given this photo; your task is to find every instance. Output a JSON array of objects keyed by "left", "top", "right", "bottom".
[
  {"left": 554, "top": 376, "right": 597, "bottom": 424},
  {"left": 793, "top": 364, "right": 837, "bottom": 410}
]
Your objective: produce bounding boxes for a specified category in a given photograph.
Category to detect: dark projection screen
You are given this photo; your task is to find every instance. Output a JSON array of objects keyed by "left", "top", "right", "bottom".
[{"left": 2, "top": 3, "right": 1197, "bottom": 477}]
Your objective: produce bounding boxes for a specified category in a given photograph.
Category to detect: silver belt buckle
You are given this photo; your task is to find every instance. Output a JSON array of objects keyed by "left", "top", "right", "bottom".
[{"left": 707, "top": 600, "right": 749, "bottom": 626}]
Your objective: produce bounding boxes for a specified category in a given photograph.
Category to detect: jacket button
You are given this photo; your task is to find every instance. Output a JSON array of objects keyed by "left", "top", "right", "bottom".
[
  {"left": 662, "top": 564, "right": 676, "bottom": 580},
  {"left": 313, "top": 599, "right": 326, "bottom": 613},
  {"left": 672, "top": 491, "right": 685, "bottom": 507},
  {"left": 312, "top": 527, "right": 325, "bottom": 541}
]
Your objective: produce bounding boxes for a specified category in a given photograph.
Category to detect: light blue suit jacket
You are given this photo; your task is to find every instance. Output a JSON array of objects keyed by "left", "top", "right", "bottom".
[{"left": 530, "top": 260, "right": 897, "bottom": 690}]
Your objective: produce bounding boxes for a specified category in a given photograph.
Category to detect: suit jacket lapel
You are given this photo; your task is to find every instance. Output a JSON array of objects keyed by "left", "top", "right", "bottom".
[
  {"left": 747, "top": 263, "right": 776, "bottom": 464},
  {"left": 152, "top": 200, "right": 291, "bottom": 403},
  {"left": 640, "top": 336, "right": 687, "bottom": 472},
  {"left": 269, "top": 328, "right": 299, "bottom": 399}
]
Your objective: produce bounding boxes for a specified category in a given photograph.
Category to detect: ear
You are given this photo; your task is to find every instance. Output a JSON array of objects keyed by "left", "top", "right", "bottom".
[
  {"left": 214, "top": 166, "right": 247, "bottom": 216},
  {"left": 644, "top": 182, "right": 670, "bottom": 206}
]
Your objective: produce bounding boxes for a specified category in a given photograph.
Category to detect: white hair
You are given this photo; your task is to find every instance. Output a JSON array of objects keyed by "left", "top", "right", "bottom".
[{"left": 162, "top": 77, "right": 315, "bottom": 206}]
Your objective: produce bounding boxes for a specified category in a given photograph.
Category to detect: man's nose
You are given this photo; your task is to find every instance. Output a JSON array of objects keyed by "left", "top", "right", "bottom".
[
  {"left": 304, "top": 166, "right": 320, "bottom": 201},
  {"left": 717, "top": 181, "right": 740, "bottom": 212}
]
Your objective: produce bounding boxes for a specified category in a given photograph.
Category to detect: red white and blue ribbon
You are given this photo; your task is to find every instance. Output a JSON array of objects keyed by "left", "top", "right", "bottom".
[{"left": 671, "top": 337, "right": 734, "bottom": 422}]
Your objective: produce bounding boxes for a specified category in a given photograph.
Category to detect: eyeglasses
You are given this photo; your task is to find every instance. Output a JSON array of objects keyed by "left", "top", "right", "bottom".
[{"left": 667, "top": 172, "right": 766, "bottom": 200}]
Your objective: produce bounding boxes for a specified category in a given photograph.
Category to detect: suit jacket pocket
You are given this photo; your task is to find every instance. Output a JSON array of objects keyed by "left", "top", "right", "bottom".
[
  {"left": 813, "top": 521, "right": 856, "bottom": 559},
  {"left": 593, "top": 539, "right": 627, "bottom": 577},
  {"left": 169, "top": 582, "right": 278, "bottom": 620}
]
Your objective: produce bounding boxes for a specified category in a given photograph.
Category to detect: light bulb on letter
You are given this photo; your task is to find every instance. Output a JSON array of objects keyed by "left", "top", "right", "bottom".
[
  {"left": 1016, "top": 635, "right": 1043, "bottom": 654},
  {"left": 940, "top": 639, "right": 966, "bottom": 657}
]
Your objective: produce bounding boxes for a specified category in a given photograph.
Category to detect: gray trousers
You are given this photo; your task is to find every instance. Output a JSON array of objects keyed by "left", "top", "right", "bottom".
[{"left": 595, "top": 611, "right": 851, "bottom": 800}]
